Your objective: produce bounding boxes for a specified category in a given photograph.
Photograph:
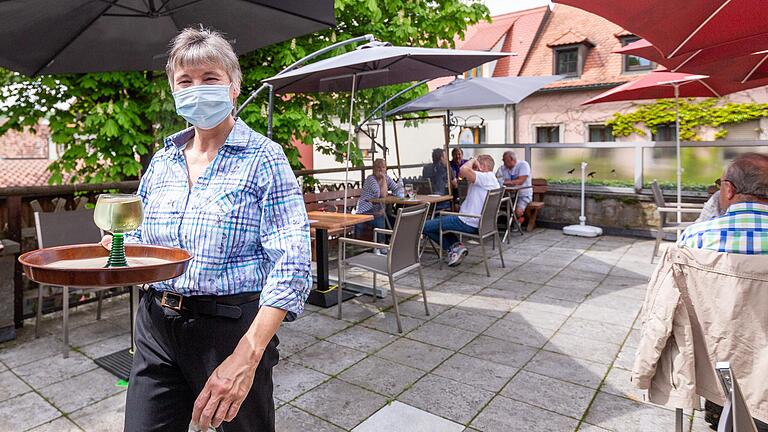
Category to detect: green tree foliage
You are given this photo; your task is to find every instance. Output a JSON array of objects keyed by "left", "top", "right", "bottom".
[
  {"left": 607, "top": 98, "right": 768, "bottom": 141},
  {"left": 0, "top": 0, "right": 489, "bottom": 184}
]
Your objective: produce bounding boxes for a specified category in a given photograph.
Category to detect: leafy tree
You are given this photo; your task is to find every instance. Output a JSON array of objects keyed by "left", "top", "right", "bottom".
[{"left": 0, "top": 0, "right": 489, "bottom": 184}]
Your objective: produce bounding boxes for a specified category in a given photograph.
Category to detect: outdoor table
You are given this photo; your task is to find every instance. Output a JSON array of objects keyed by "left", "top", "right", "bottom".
[
  {"left": 370, "top": 194, "right": 453, "bottom": 220},
  {"left": 307, "top": 211, "right": 373, "bottom": 307},
  {"left": 503, "top": 185, "right": 529, "bottom": 242}
]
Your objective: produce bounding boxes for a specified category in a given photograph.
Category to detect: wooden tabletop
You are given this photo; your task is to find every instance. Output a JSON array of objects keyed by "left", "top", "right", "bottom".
[
  {"left": 369, "top": 194, "right": 453, "bottom": 205},
  {"left": 307, "top": 211, "right": 374, "bottom": 230}
]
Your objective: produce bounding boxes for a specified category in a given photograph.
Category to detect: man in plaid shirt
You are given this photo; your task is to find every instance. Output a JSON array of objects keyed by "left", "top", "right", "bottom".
[{"left": 679, "top": 153, "right": 768, "bottom": 254}]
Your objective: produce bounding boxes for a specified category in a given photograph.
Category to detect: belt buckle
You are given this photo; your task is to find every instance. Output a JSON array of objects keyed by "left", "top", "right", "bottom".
[{"left": 160, "top": 291, "right": 183, "bottom": 312}]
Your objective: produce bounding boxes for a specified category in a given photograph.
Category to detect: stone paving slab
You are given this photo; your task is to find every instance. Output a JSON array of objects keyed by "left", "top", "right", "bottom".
[
  {"left": 352, "top": 401, "right": 464, "bottom": 432},
  {"left": 0, "top": 230, "right": 693, "bottom": 432}
]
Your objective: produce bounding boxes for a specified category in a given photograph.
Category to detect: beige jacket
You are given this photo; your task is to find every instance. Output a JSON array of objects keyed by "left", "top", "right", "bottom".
[{"left": 632, "top": 246, "right": 768, "bottom": 424}]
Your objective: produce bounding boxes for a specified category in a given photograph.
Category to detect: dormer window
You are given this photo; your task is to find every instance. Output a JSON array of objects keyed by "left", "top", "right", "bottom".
[
  {"left": 555, "top": 47, "right": 579, "bottom": 77},
  {"left": 620, "top": 35, "right": 654, "bottom": 73},
  {"left": 548, "top": 30, "right": 593, "bottom": 78}
]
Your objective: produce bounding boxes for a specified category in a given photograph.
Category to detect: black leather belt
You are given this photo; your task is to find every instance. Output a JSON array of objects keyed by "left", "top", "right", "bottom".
[{"left": 148, "top": 288, "right": 260, "bottom": 319}]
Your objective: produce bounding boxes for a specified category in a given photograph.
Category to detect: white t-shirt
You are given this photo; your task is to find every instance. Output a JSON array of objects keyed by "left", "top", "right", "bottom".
[
  {"left": 496, "top": 160, "right": 532, "bottom": 199},
  {"left": 459, "top": 171, "right": 499, "bottom": 228}
]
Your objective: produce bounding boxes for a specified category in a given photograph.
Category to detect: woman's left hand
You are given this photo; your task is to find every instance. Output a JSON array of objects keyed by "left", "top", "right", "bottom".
[{"left": 191, "top": 342, "right": 262, "bottom": 430}]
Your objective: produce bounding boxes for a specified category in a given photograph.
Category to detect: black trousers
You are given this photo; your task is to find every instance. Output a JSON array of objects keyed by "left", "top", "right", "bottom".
[{"left": 125, "top": 292, "right": 279, "bottom": 432}]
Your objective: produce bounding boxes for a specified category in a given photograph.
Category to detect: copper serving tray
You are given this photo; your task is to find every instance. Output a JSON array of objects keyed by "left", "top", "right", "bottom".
[{"left": 19, "top": 244, "right": 192, "bottom": 288}]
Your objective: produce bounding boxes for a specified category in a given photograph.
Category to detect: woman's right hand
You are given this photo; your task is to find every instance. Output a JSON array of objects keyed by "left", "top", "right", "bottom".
[{"left": 100, "top": 235, "right": 112, "bottom": 250}]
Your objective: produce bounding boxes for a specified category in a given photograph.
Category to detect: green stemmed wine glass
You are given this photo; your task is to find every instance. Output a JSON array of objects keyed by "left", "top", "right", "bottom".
[{"left": 94, "top": 194, "right": 144, "bottom": 267}]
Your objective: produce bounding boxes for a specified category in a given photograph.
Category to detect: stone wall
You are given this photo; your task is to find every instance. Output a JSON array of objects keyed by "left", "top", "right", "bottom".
[{"left": 538, "top": 187, "right": 704, "bottom": 236}]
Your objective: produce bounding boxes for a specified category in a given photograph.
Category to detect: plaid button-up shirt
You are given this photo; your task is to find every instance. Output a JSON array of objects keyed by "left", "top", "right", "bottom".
[
  {"left": 679, "top": 202, "right": 768, "bottom": 254},
  {"left": 125, "top": 119, "right": 312, "bottom": 319}
]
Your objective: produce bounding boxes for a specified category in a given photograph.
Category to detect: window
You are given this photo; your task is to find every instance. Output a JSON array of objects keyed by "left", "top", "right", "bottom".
[
  {"left": 458, "top": 126, "right": 486, "bottom": 144},
  {"left": 555, "top": 47, "right": 579, "bottom": 77},
  {"left": 588, "top": 125, "right": 615, "bottom": 142},
  {"left": 536, "top": 126, "right": 560, "bottom": 143},
  {"left": 463, "top": 65, "right": 483, "bottom": 79},
  {"left": 620, "top": 36, "right": 654, "bottom": 73},
  {"left": 652, "top": 123, "right": 677, "bottom": 141}
]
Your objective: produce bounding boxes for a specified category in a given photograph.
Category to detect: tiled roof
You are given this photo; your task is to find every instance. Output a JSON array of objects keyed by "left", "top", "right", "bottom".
[
  {"left": 427, "top": 7, "right": 548, "bottom": 90},
  {"left": 547, "top": 30, "right": 593, "bottom": 47},
  {"left": 0, "top": 159, "right": 60, "bottom": 188},
  {"left": 520, "top": 4, "right": 654, "bottom": 90}
]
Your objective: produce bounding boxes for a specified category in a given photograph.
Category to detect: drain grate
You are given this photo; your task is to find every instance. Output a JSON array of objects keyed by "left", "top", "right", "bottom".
[{"left": 94, "top": 348, "right": 133, "bottom": 381}]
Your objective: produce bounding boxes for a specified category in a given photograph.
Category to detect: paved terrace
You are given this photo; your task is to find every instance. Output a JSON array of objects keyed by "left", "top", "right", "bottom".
[{"left": 0, "top": 229, "right": 714, "bottom": 432}]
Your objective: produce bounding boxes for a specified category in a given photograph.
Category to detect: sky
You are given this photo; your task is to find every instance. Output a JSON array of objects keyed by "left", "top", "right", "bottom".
[{"left": 483, "top": 0, "right": 551, "bottom": 15}]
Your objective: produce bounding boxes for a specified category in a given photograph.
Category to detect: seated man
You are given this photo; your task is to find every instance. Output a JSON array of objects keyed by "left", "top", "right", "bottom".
[
  {"left": 678, "top": 153, "right": 768, "bottom": 431},
  {"left": 422, "top": 155, "right": 498, "bottom": 267},
  {"left": 356, "top": 158, "right": 402, "bottom": 238},
  {"left": 496, "top": 150, "right": 532, "bottom": 218},
  {"left": 421, "top": 148, "right": 451, "bottom": 210},
  {"left": 450, "top": 148, "right": 467, "bottom": 204},
  {"left": 679, "top": 153, "right": 768, "bottom": 254}
]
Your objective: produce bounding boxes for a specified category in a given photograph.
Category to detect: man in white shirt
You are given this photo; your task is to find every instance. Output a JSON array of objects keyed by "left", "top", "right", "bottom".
[
  {"left": 422, "top": 154, "right": 499, "bottom": 267},
  {"left": 496, "top": 151, "right": 532, "bottom": 217}
]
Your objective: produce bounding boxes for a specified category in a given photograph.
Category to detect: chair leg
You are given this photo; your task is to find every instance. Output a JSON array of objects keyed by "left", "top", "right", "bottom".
[
  {"left": 479, "top": 238, "right": 490, "bottom": 277},
  {"left": 438, "top": 227, "right": 443, "bottom": 270},
  {"left": 652, "top": 225, "right": 663, "bottom": 263},
  {"left": 372, "top": 273, "right": 377, "bottom": 303},
  {"left": 388, "top": 275, "right": 403, "bottom": 333},
  {"left": 35, "top": 285, "right": 43, "bottom": 338},
  {"left": 96, "top": 290, "right": 104, "bottom": 320},
  {"left": 62, "top": 286, "right": 69, "bottom": 359},
  {"left": 496, "top": 232, "right": 505, "bottom": 268},
  {"left": 417, "top": 267, "right": 429, "bottom": 316}
]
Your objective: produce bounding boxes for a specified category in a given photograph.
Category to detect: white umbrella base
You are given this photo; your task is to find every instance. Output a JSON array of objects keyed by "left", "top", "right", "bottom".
[{"left": 563, "top": 224, "right": 603, "bottom": 237}]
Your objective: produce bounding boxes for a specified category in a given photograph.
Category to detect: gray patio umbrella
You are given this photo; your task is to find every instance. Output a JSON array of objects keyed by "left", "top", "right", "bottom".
[
  {"left": 386, "top": 76, "right": 563, "bottom": 115},
  {"left": 262, "top": 41, "right": 511, "bottom": 212},
  {"left": 0, "top": 0, "right": 335, "bottom": 76}
]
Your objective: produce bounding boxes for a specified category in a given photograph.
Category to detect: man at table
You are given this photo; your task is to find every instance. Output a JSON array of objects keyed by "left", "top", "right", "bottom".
[
  {"left": 422, "top": 148, "right": 451, "bottom": 210},
  {"left": 450, "top": 148, "right": 467, "bottom": 203},
  {"left": 496, "top": 150, "right": 532, "bottom": 218},
  {"left": 422, "top": 155, "right": 498, "bottom": 267},
  {"left": 356, "top": 158, "right": 403, "bottom": 237}
]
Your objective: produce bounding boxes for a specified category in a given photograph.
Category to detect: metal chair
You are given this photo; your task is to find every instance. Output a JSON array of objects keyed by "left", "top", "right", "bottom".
[
  {"left": 650, "top": 180, "right": 704, "bottom": 261},
  {"left": 438, "top": 187, "right": 506, "bottom": 277},
  {"left": 338, "top": 203, "right": 431, "bottom": 333},
  {"left": 34, "top": 210, "right": 112, "bottom": 357}
]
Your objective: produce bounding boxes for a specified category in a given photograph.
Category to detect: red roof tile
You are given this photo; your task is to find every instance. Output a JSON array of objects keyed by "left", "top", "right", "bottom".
[
  {"left": 520, "top": 4, "right": 652, "bottom": 90},
  {"left": 547, "top": 30, "right": 593, "bottom": 47},
  {"left": 0, "top": 159, "right": 58, "bottom": 188}
]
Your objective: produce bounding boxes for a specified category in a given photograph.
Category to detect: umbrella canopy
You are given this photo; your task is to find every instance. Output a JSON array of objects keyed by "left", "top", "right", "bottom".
[
  {"left": 263, "top": 42, "right": 511, "bottom": 94},
  {"left": 582, "top": 71, "right": 768, "bottom": 105},
  {"left": 616, "top": 38, "right": 768, "bottom": 84},
  {"left": 386, "top": 76, "right": 562, "bottom": 116},
  {"left": 0, "top": 0, "right": 335, "bottom": 76},
  {"left": 556, "top": 0, "right": 768, "bottom": 60}
]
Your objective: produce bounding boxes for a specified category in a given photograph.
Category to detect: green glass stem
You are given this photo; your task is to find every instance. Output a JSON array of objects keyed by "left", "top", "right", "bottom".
[{"left": 106, "top": 233, "right": 128, "bottom": 267}]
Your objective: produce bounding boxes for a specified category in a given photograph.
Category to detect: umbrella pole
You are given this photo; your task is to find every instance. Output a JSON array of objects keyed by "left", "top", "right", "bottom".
[
  {"left": 674, "top": 84, "right": 682, "bottom": 224},
  {"left": 343, "top": 74, "right": 358, "bottom": 214},
  {"left": 267, "top": 84, "right": 274, "bottom": 139}
]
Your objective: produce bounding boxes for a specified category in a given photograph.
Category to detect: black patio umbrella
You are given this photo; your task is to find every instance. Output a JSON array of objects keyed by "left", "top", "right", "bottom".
[
  {"left": 0, "top": 0, "right": 336, "bottom": 76},
  {"left": 262, "top": 41, "right": 511, "bottom": 212}
]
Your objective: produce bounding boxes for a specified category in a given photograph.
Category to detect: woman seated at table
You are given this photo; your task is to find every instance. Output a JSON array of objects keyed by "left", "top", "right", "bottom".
[{"left": 355, "top": 158, "right": 403, "bottom": 237}]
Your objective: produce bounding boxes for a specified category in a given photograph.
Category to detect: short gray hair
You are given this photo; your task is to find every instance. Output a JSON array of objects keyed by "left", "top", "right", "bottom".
[
  {"left": 503, "top": 150, "right": 517, "bottom": 161},
  {"left": 166, "top": 27, "right": 242, "bottom": 90},
  {"left": 477, "top": 154, "right": 495, "bottom": 171},
  {"left": 725, "top": 153, "right": 768, "bottom": 198}
]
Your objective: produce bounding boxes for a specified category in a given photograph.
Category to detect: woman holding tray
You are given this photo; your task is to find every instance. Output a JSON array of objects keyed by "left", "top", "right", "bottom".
[{"left": 102, "top": 27, "right": 311, "bottom": 432}]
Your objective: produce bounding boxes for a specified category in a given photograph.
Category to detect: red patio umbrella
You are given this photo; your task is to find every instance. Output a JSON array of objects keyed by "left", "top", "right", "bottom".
[
  {"left": 583, "top": 71, "right": 768, "bottom": 223},
  {"left": 616, "top": 38, "right": 768, "bottom": 83},
  {"left": 556, "top": 0, "right": 768, "bottom": 60}
]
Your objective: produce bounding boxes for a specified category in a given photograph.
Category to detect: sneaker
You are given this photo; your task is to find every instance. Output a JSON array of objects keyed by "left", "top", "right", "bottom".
[{"left": 447, "top": 245, "right": 468, "bottom": 267}]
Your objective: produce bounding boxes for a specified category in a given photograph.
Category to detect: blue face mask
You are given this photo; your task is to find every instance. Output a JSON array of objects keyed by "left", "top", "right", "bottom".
[{"left": 172, "top": 84, "right": 233, "bottom": 130}]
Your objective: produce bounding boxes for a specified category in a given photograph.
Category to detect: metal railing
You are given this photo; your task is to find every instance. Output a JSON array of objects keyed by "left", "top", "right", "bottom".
[{"left": 449, "top": 140, "right": 768, "bottom": 192}]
